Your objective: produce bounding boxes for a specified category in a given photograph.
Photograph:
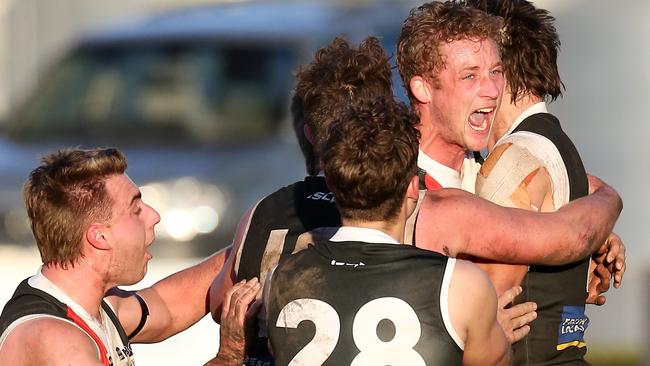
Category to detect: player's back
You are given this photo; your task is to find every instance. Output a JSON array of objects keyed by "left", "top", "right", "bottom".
[
  {"left": 233, "top": 175, "right": 341, "bottom": 364},
  {"left": 266, "top": 240, "right": 463, "bottom": 366}
]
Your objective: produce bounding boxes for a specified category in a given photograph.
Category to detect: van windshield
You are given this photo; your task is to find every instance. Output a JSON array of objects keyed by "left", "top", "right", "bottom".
[{"left": 7, "top": 42, "right": 295, "bottom": 145}]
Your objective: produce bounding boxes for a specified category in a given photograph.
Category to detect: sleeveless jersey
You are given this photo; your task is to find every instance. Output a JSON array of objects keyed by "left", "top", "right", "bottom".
[
  {"left": 233, "top": 175, "right": 341, "bottom": 365},
  {"left": 407, "top": 152, "right": 480, "bottom": 244},
  {"left": 508, "top": 113, "right": 590, "bottom": 365},
  {"left": 267, "top": 240, "right": 462, "bottom": 366},
  {"left": 0, "top": 273, "right": 134, "bottom": 366}
]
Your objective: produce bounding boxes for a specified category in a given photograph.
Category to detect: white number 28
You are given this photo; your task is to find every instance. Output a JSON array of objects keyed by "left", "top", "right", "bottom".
[{"left": 275, "top": 297, "right": 425, "bottom": 366}]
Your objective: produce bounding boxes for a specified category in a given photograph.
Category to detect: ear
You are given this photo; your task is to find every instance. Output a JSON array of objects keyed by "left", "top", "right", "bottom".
[
  {"left": 303, "top": 124, "right": 314, "bottom": 145},
  {"left": 86, "top": 223, "right": 111, "bottom": 251},
  {"left": 409, "top": 76, "right": 432, "bottom": 104},
  {"left": 407, "top": 175, "right": 420, "bottom": 201}
]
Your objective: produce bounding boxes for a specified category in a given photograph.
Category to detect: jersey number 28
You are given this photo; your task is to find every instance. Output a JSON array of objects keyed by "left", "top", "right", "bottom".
[{"left": 276, "top": 297, "right": 425, "bottom": 365}]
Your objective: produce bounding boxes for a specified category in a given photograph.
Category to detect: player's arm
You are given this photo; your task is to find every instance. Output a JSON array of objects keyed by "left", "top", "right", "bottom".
[
  {"left": 473, "top": 143, "right": 553, "bottom": 294},
  {"left": 204, "top": 278, "right": 261, "bottom": 366},
  {"left": 106, "top": 246, "right": 230, "bottom": 343},
  {"left": 416, "top": 175, "right": 622, "bottom": 265},
  {"left": 209, "top": 201, "right": 259, "bottom": 322},
  {"left": 0, "top": 318, "right": 104, "bottom": 366},
  {"left": 449, "top": 259, "right": 510, "bottom": 366}
]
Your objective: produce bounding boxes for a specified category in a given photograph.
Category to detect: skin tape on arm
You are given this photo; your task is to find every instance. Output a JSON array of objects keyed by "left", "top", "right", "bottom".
[{"left": 476, "top": 143, "right": 544, "bottom": 208}]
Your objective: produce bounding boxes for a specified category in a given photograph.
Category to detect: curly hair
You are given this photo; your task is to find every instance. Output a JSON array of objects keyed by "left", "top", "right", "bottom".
[
  {"left": 291, "top": 36, "right": 394, "bottom": 175},
  {"left": 323, "top": 96, "right": 419, "bottom": 222},
  {"left": 397, "top": 1, "right": 503, "bottom": 105},
  {"left": 23, "top": 148, "right": 127, "bottom": 268},
  {"left": 466, "top": 0, "right": 564, "bottom": 102}
]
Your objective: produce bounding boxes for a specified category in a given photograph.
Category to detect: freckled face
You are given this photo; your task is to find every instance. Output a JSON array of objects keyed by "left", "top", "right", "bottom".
[{"left": 426, "top": 38, "right": 504, "bottom": 152}]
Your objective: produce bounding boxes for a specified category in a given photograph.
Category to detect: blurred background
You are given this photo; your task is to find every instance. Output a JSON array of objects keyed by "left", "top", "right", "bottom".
[{"left": 0, "top": 0, "right": 646, "bottom": 365}]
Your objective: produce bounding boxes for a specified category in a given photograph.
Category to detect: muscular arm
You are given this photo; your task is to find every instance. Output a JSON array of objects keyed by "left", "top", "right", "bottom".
[
  {"left": 415, "top": 175, "right": 621, "bottom": 265},
  {"left": 107, "top": 246, "right": 230, "bottom": 343},
  {"left": 450, "top": 260, "right": 510, "bottom": 366},
  {"left": 209, "top": 202, "right": 258, "bottom": 321}
]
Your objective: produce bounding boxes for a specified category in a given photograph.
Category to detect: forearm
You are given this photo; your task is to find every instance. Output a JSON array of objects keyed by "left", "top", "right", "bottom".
[
  {"left": 210, "top": 253, "right": 237, "bottom": 321},
  {"left": 461, "top": 184, "right": 621, "bottom": 265},
  {"left": 513, "top": 182, "right": 621, "bottom": 265},
  {"left": 140, "top": 247, "right": 230, "bottom": 341}
]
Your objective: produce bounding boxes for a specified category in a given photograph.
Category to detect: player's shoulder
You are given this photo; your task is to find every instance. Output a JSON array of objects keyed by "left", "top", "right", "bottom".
[
  {"left": 1, "top": 316, "right": 99, "bottom": 364},
  {"left": 452, "top": 259, "right": 496, "bottom": 297},
  {"left": 481, "top": 141, "right": 542, "bottom": 176}
]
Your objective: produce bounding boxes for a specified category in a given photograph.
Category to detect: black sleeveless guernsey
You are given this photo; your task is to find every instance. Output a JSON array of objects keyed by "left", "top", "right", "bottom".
[
  {"left": 267, "top": 240, "right": 462, "bottom": 366},
  {"left": 234, "top": 175, "right": 341, "bottom": 365},
  {"left": 510, "top": 113, "right": 590, "bottom": 365}
]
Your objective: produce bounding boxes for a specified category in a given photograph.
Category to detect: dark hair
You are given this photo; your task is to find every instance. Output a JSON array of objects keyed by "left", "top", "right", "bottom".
[
  {"left": 466, "top": 0, "right": 564, "bottom": 102},
  {"left": 23, "top": 148, "right": 127, "bottom": 268},
  {"left": 397, "top": 1, "right": 503, "bottom": 105},
  {"left": 323, "top": 97, "right": 419, "bottom": 222},
  {"left": 292, "top": 36, "right": 394, "bottom": 175}
]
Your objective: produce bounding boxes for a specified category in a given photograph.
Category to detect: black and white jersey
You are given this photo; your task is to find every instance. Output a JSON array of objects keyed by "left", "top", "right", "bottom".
[
  {"left": 267, "top": 238, "right": 462, "bottom": 366},
  {"left": 0, "top": 270, "right": 134, "bottom": 366},
  {"left": 233, "top": 175, "right": 341, "bottom": 365},
  {"left": 503, "top": 111, "right": 590, "bottom": 365}
]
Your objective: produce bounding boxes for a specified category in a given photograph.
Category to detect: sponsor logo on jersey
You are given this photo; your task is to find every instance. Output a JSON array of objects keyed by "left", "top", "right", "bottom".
[
  {"left": 330, "top": 259, "right": 365, "bottom": 268},
  {"left": 556, "top": 305, "right": 589, "bottom": 350},
  {"left": 306, "top": 191, "right": 335, "bottom": 203}
]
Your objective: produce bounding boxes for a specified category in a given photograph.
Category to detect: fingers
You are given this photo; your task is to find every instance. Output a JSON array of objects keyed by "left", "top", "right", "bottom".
[
  {"left": 603, "top": 233, "right": 620, "bottom": 264},
  {"left": 614, "top": 261, "right": 626, "bottom": 288},
  {"left": 587, "top": 291, "right": 607, "bottom": 306},
  {"left": 586, "top": 287, "right": 607, "bottom": 306},
  {"left": 496, "top": 290, "right": 537, "bottom": 345},
  {"left": 609, "top": 233, "right": 626, "bottom": 288},
  {"left": 221, "top": 278, "right": 260, "bottom": 324},
  {"left": 233, "top": 279, "right": 261, "bottom": 323},
  {"left": 505, "top": 301, "right": 537, "bottom": 322},
  {"left": 503, "top": 302, "right": 537, "bottom": 339},
  {"left": 221, "top": 279, "right": 245, "bottom": 324},
  {"left": 498, "top": 286, "right": 522, "bottom": 308},
  {"left": 510, "top": 325, "right": 531, "bottom": 344},
  {"left": 596, "top": 232, "right": 626, "bottom": 289},
  {"left": 595, "top": 263, "right": 611, "bottom": 293},
  {"left": 586, "top": 174, "right": 602, "bottom": 194}
]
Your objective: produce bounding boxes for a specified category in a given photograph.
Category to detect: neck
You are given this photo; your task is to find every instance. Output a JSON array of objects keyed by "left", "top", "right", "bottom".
[
  {"left": 488, "top": 93, "right": 543, "bottom": 151},
  {"left": 418, "top": 118, "right": 467, "bottom": 172},
  {"left": 341, "top": 204, "right": 409, "bottom": 243},
  {"left": 41, "top": 260, "right": 109, "bottom": 321}
]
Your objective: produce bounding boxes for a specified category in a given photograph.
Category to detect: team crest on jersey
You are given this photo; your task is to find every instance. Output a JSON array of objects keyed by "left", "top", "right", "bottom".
[{"left": 557, "top": 305, "right": 589, "bottom": 350}]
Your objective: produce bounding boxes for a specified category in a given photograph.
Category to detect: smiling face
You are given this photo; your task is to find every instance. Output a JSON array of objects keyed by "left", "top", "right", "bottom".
[
  {"left": 425, "top": 38, "right": 504, "bottom": 153},
  {"left": 104, "top": 173, "right": 161, "bottom": 285}
]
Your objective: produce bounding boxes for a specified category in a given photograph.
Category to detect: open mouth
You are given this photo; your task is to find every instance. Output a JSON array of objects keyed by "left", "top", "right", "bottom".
[{"left": 468, "top": 108, "right": 494, "bottom": 132}]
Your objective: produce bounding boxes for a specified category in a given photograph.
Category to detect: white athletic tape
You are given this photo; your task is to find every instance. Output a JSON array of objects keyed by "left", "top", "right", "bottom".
[
  {"left": 476, "top": 143, "right": 543, "bottom": 208},
  {"left": 501, "top": 131, "right": 570, "bottom": 208}
]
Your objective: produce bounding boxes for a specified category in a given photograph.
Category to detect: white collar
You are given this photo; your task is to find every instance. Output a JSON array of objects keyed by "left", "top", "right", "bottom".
[
  {"left": 417, "top": 149, "right": 462, "bottom": 188},
  {"left": 29, "top": 267, "right": 107, "bottom": 337},
  {"left": 330, "top": 226, "right": 400, "bottom": 245},
  {"left": 495, "top": 102, "right": 548, "bottom": 147}
]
